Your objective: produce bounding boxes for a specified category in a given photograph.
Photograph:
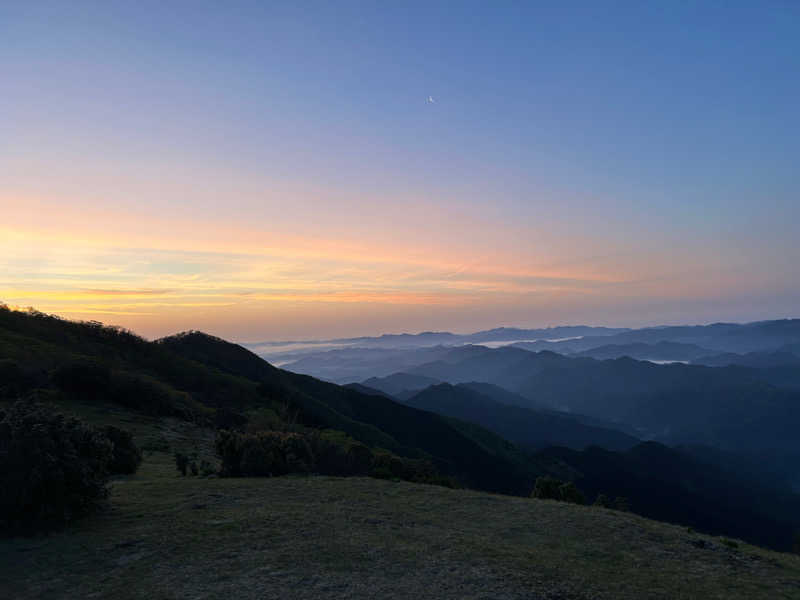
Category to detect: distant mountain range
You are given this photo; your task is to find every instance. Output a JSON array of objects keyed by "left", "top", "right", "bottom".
[
  {"left": 244, "top": 325, "right": 632, "bottom": 361},
  {"left": 267, "top": 319, "right": 800, "bottom": 383}
]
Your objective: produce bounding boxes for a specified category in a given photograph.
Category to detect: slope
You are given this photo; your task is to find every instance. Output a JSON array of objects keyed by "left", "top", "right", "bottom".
[
  {"left": 3, "top": 455, "right": 799, "bottom": 600},
  {"left": 403, "top": 383, "right": 639, "bottom": 451}
]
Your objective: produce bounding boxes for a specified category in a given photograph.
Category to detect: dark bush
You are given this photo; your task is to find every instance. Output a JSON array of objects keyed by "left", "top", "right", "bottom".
[
  {"left": 102, "top": 425, "right": 142, "bottom": 474},
  {"left": 346, "top": 442, "right": 374, "bottom": 475},
  {"left": 215, "top": 407, "right": 248, "bottom": 430},
  {"left": 216, "top": 430, "right": 314, "bottom": 477},
  {"left": 282, "top": 433, "right": 315, "bottom": 473},
  {"left": 174, "top": 452, "right": 189, "bottom": 476},
  {"left": 558, "top": 481, "right": 586, "bottom": 505},
  {"left": 310, "top": 436, "right": 351, "bottom": 475},
  {"left": 593, "top": 493, "right": 612, "bottom": 508},
  {"left": 399, "top": 457, "right": 441, "bottom": 484},
  {"left": 614, "top": 496, "right": 631, "bottom": 512},
  {"left": 372, "top": 453, "right": 405, "bottom": 480},
  {"left": 215, "top": 429, "right": 451, "bottom": 487},
  {"left": 0, "top": 359, "right": 31, "bottom": 399},
  {"left": 593, "top": 494, "right": 629, "bottom": 510},
  {"left": 531, "top": 477, "right": 585, "bottom": 504},
  {"left": 531, "top": 476, "right": 563, "bottom": 500},
  {"left": 0, "top": 401, "right": 112, "bottom": 534}
]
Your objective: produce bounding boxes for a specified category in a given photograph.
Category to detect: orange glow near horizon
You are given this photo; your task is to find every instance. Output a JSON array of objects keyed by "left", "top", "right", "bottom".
[{"left": 1, "top": 193, "right": 793, "bottom": 341}]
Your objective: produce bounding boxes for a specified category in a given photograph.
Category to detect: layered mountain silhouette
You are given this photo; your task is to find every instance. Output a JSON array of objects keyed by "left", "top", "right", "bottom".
[{"left": 3, "top": 306, "right": 800, "bottom": 550}]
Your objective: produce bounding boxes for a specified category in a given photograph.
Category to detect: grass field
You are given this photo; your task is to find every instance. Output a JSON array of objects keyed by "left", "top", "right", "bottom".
[{"left": 2, "top": 402, "right": 800, "bottom": 599}]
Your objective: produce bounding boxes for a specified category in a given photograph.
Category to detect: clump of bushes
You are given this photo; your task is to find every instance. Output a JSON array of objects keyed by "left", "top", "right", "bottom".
[
  {"left": 371, "top": 451, "right": 455, "bottom": 487},
  {"left": 309, "top": 434, "right": 375, "bottom": 476},
  {"left": 215, "top": 430, "right": 315, "bottom": 477},
  {"left": 103, "top": 425, "right": 142, "bottom": 474},
  {"left": 593, "top": 493, "right": 630, "bottom": 511},
  {"left": 531, "top": 476, "right": 586, "bottom": 504},
  {"left": 175, "top": 451, "right": 190, "bottom": 476},
  {"left": 214, "top": 428, "right": 453, "bottom": 487},
  {"left": 613, "top": 496, "right": 630, "bottom": 511},
  {"left": 174, "top": 451, "right": 217, "bottom": 477},
  {"left": 0, "top": 401, "right": 112, "bottom": 534}
]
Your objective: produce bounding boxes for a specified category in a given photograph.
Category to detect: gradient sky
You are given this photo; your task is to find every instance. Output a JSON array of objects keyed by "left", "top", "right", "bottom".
[{"left": 2, "top": 1, "right": 799, "bottom": 340}]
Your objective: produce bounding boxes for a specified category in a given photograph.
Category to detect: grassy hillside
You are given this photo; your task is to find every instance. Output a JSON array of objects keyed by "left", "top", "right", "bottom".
[
  {"left": 4, "top": 306, "right": 800, "bottom": 555},
  {"left": 0, "top": 307, "right": 536, "bottom": 494},
  {"left": 2, "top": 430, "right": 799, "bottom": 600}
]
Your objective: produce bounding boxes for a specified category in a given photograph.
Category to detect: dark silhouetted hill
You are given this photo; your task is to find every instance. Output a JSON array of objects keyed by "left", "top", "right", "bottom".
[{"left": 403, "top": 383, "right": 640, "bottom": 451}]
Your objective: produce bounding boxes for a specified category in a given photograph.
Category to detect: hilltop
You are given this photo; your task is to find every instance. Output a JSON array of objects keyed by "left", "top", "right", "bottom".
[{"left": 2, "top": 412, "right": 799, "bottom": 600}]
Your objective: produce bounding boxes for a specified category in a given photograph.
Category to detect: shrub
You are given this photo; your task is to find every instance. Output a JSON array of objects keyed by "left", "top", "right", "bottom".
[
  {"left": 216, "top": 430, "right": 314, "bottom": 477},
  {"left": 310, "top": 436, "right": 351, "bottom": 475},
  {"left": 593, "top": 494, "right": 629, "bottom": 510},
  {"left": 558, "top": 482, "right": 585, "bottom": 505},
  {"left": 531, "top": 476, "right": 563, "bottom": 500},
  {"left": 347, "top": 443, "right": 374, "bottom": 475},
  {"left": 215, "top": 429, "right": 450, "bottom": 486},
  {"left": 0, "top": 359, "right": 30, "bottom": 399},
  {"left": 174, "top": 452, "right": 189, "bottom": 476},
  {"left": 594, "top": 494, "right": 612, "bottom": 508},
  {"left": 243, "top": 407, "right": 283, "bottom": 433},
  {"left": 216, "top": 407, "right": 248, "bottom": 431},
  {"left": 614, "top": 496, "right": 630, "bottom": 512},
  {"left": 102, "top": 425, "right": 142, "bottom": 474},
  {"left": 372, "top": 452, "right": 406, "bottom": 480},
  {"left": 282, "top": 433, "right": 314, "bottom": 473},
  {"left": 531, "top": 477, "right": 586, "bottom": 504},
  {"left": 0, "top": 401, "right": 112, "bottom": 534}
]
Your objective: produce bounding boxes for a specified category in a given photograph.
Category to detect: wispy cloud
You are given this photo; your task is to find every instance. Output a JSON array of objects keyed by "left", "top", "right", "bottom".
[
  {"left": 82, "top": 288, "right": 174, "bottom": 296},
  {"left": 2, "top": 194, "right": 792, "bottom": 339}
]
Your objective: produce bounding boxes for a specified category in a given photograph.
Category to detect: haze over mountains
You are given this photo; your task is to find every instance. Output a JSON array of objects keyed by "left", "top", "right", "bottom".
[
  {"left": 258, "top": 318, "right": 800, "bottom": 498},
  {"left": 253, "top": 319, "right": 800, "bottom": 375}
]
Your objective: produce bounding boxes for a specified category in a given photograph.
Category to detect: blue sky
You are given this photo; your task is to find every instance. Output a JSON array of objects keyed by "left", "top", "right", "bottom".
[{"left": 2, "top": 1, "right": 798, "bottom": 339}]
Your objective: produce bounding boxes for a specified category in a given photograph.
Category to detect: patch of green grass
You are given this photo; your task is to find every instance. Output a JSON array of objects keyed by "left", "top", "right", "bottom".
[{"left": 3, "top": 469, "right": 800, "bottom": 597}]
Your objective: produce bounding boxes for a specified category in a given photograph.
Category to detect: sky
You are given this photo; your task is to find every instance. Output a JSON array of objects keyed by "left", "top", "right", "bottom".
[{"left": 2, "top": 1, "right": 799, "bottom": 341}]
